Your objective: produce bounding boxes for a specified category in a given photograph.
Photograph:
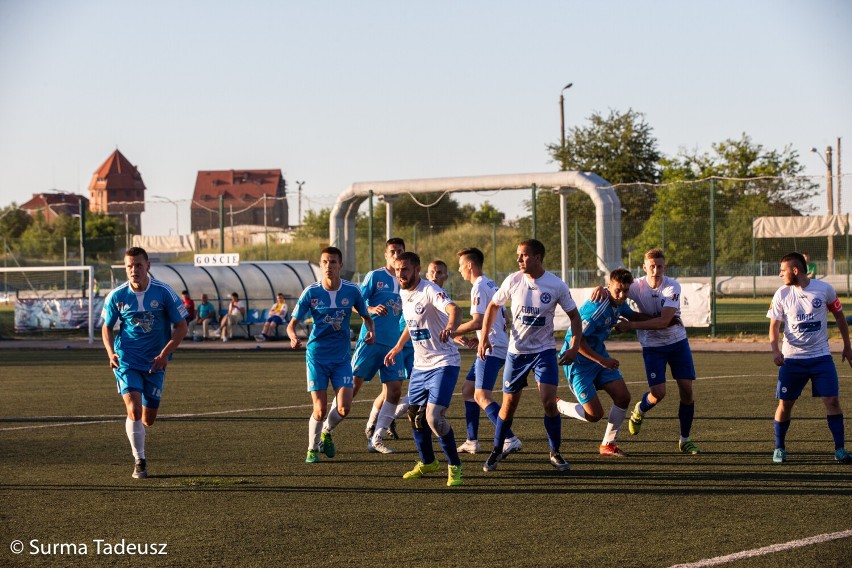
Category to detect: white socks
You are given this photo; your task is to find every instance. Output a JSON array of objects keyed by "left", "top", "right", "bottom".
[
  {"left": 308, "top": 416, "right": 322, "bottom": 450},
  {"left": 366, "top": 404, "right": 381, "bottom": 430},
  {"left": 125, "top": 418, "right": 145, "bottom": 460},
  {"left": 393, "top": 395, "right": 410, "bottom": 420},
  {"left": 603, "top": 405, "right": 627, "bottom": 445},
  {"left": 557, "top": 398, "right": 588, "bottom": 422}
]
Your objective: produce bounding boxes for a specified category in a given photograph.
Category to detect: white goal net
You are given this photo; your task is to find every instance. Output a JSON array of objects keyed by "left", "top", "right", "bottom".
[{"left": 0, "top": 265, "right": 97, "bottom": 343}]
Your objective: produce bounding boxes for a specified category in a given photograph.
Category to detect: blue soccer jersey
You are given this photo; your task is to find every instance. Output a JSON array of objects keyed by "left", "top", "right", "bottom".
[
  {"left": 561, "top": 296, "right": 634, "bottom": 362},
  {"left": 358, "top": 267, "right": 403, "bottom": 347},
  {"left": 293, "top": 280, "right": 369, "bottom": 363},
  {"left": 101, "top": 278, "right": 188, "bottom": 371}
]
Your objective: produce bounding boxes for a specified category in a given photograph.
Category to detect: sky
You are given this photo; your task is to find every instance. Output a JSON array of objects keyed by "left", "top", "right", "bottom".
[{"left": 0, "top": 0, "right": 850, "bottom": 236}]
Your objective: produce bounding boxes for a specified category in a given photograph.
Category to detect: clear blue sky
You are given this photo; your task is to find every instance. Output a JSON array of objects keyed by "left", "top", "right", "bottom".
[{"left": 1, "top": 0, "right": 849, "bottom": 235}]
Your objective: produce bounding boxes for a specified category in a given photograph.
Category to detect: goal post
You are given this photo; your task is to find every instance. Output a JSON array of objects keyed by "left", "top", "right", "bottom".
[{"left": 0, "top": 265, "right": 97, "bottom": 344}]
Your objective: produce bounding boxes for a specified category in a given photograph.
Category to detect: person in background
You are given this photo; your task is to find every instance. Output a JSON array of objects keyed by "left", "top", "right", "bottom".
[
  {"left": 195, "top": 294, "right": 215, "bottom": 340},
  {"left": 218, "top": 292, "right": 245, "bottom": 342},
  {"left": 181, "top": 290, "right": 196, "bottom": 336},
  {"left": 256, "top": 293, "right": 289, "bottom": 342}
]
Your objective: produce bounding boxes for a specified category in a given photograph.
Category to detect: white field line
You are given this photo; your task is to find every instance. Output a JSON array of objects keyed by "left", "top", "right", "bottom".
[
  {"left": 1, "top": 373, "right": 763, "bottom": 432},
  {"left": 669, "top": 529, "right": 852, "bottom": 568}
]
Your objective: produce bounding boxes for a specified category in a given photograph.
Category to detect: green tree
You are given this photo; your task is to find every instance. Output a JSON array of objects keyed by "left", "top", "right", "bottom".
[
  {"left": 471, "top": 201, "right": 505, "bottom": 225},
  {"left": 632, "top": 134, "right": 817, "bottom": 267},
  {"left": 85, "top": 212, "right": 126, "bottom": 260},
  {"left": 295, "top": 208, "right": 331, "bottom": 239},
  {"left": 0, "top": 203, "right": 33, "bottom": 240}
]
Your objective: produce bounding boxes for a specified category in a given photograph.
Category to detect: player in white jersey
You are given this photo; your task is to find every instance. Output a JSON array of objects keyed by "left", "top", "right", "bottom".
[
  {"left": 604, "top": 248, "right": 701, "bottom": 455},
  {"left": 453, "top": 247, "right": 522, "bottom": 456},
  {"left": 767, "top": 252, "right": 852, "bottom": 464},
  {"left": 478, "top": 239, "right": 583, "bottom": 473},
  {"left": 101, "top": 247, "right": 188, "bottom": 479},
  {"left": 385, "top": 252, "right": 464, "bottom": 487}
]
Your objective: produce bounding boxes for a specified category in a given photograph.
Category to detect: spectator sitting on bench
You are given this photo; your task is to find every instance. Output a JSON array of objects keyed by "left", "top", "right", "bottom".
[
  {"left": 195, "top": 293, "right": 216, "bottom": 339},
  {"left": 217, "top": 292, "right": 245, "bottom": 342},
  {"left": 256, "top": 293, "right": 289, "bottom": 342}
]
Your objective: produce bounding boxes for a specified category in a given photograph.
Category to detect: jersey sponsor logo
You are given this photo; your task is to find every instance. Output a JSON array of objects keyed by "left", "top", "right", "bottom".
[
  {"left": 130, "top": 312, "right": 155, "bottom": 332},
  {"left": 540, "top": 292, "right": 552, "bottom": 304},
  {"left": 410, "top": 328, "right": 431, "bottom": 341},
  {"left": 521, "top": 315, "right": 545, "bottom": 326},
  {"left": 793, "top": 321, "right": 821, "bottom": 333},
  {"left": 519, "top": 305, "right": 540, "bottom": 315},
  {"left": 438, "top": 292, "right": 447, "bottom": 301},
  {"left": 796, "top": 313, "right": 814, "bottom": 321},
  {"left": 414, "top": 303, "right": 425, "bottom": 314},
  {"left": 322, "top": 310, "right": 346, "bottom": 331},
  {"left": 812, "top": 298, "right": 822, "bottom": 309},
  {"left": 388, "top": 298, "right": 402, "bottom": 316}
]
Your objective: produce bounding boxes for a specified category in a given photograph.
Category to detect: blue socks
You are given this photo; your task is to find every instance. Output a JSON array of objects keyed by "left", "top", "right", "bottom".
[
  {"left": 438, "top": 429, "right": 461, "bottom": 466},
  {"left": 678, "top": 402, "right": 695, "bottom": 438},
  {"left": 485, "top": 402, "right": 514, "bottom": 438},
  {"left": 464, "top": 400, "right": 480, "bottom": 441},
  {"left": 493, "top": 416, "right": 513, "bottom": 452},
  {"left": 774, "top": 419, "right": 791, "bottom": 449},
  {"left": 638, "top": 391, "right": 656, "bottom": 414},
  {"left": 543, "top": 414, "right": 561, "bottom": 452},
  {"left": 412, "top": 429, "right": 436, "bottom": 464},
  {"left": 827, "top": 414, "right": 845, "bottom": 450}
]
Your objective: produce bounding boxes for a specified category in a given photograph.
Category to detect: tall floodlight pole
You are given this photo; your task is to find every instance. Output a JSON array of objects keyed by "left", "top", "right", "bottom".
[
  {"left": 559, "top": 82, "right": 573, "bottom": 171},
  {"left": 295, "top": 181, "right": 305, "bottom": 226},
  {"left": 812, "top": 146, "right": 835, "bottom": 274}
]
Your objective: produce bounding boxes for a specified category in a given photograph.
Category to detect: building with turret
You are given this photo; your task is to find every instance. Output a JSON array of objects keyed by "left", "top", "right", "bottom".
[{"left": 88, "top": 149, "right": 146, "bottom": 233}]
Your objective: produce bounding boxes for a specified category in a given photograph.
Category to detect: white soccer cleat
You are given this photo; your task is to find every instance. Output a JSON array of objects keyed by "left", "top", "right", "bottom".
[
  {"left": 369, "top": 436, "right": 396, "bottom": 454},
  {"left": 457, "top": 439, "right": 480, "bottom": 454},
  {"left": 501, "top": 436, "right": 522, "bottom": 458}
]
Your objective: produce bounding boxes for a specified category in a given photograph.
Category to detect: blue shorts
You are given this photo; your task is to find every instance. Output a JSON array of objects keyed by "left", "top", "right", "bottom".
[
  {"left": 464, "top": 355, "right": 505, "bottom": 391},
  {"left": 777, "top": 355, "right": 839, "bottom": 400},
  {"left": 306, "top": 357, "right": 354, "bottom": 392},
  {"left": 114, "top": 367, "right": 165, "bottom": 410},
  {"left": 502, "top": 349, "right": 558, "bottom": 394},
  {"left": 351, "top": 341, "right": 406, "bottom": 383},
  {"left": 266, "top": 315, "right": 284, "bottom": 325},
  {"left": 641, "top": 339, "right": 695, "bottom": 386},
  {"left": 562, "top": 357, "right": 623, "bottom": 405},
  {"left": 408, "top": 366, "right": 460, "bottom": 407}
]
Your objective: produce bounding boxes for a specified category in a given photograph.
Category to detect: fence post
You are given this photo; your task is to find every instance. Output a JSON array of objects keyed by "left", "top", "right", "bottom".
[
  {"left": 531, "top": 183, "right": 537, "bottom": 240},
  {"left": 492, "top": 222, "right": 497, "bottom": 278},
  {"left": 710, "top": 179, "right": 717, "bottom": 338},
  {"left": 573, "top": 219, "right": 579, "bottom": 288},
  {"left": 661, "top": 216, "right": 666, "bottom": 255},
  {"left": 219, "top": 195, "right": 225, "bottom": 254},
  {"left": 751, "top": 218, "right": 756, "bottom": 299}
]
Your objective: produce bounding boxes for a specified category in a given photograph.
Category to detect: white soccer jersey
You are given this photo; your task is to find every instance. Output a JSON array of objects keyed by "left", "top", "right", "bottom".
[
  {"left": 401, "top": 278, "right": 461, "bottom": 370},
  {"left": 492, "top": 271, "right": 576, "bottom": 355},
  {"left": 471, "top": 275, "right": 508, "bottom": 359},
  {"left": 767, "top": 279, "right": 840, "bottom": 359},
  {"left": 629, "top": 275, "right": 688, "bottom": 347}
]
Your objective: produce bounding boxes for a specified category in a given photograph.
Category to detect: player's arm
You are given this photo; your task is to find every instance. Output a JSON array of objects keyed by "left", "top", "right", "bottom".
[
  {"left": 151, "top": 319, "right": 187, "bottom": 371},
  {"left": 829, "top": 303, "right": 852, "bottom": 368},
  {"left": 287, "top": 315, "right": 303, "bottom": 349},
  {"left": 101, "top": 323, "right": 119, "bottom": 369},
  {"left": 384, "top": 326, "right": 411, "bottom": 367},
  {"left": 575, "top": 335, "right": 619, "bottom": 370},
  {"left": 440, "top": 302, "right": 461, "bottom": 343},
  {"left": 769, "top": 317, "right": 784, "bottom": 367},
  {"left": 360, "top": 311, "right": 375, "bottom": 345},
  {"left": 558, "top": 307, "right": 583, "bottom": 366},
  {"left": 618, "top": 306, "right": 678, "bottom": 331},
  {"left": 477, "top": 302, "right": 500, "bottom": 360}
]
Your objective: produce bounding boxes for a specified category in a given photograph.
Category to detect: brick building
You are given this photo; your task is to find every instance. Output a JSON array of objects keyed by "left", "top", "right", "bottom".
[
  {"left": 20, "top": 192, "right": 89, "bottom": 223},
  {"left": 88, "top": 149, "right": 146, "bottom": 233},
  {"left": 191, "top": 169, "right": 288, "bottom": 232}
]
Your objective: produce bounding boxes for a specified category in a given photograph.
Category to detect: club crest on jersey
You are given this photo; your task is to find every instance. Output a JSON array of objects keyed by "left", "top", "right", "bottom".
[
  {"left": 341, "top": 297, "right": 350, "bottom": 307},
  {"left": 812, "top": 298, "right": 822, "bottom": 308},
  {"left": 541, "top": 292, "right": 552, "bottom": 304},
  {"left": 150, "top": 300, "right": 159, "bottom": 308},
  {"left": 377, "top": 281, "right": 385, "bottom": 289},
  {"left": 415, "top": 303, "right": 425, "bottom": 314},
  {"left": 311, "top": 299, "right": 321, "bottom": 308}
]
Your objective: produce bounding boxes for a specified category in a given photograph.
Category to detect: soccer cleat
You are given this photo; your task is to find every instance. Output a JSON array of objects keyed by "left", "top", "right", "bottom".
[
  {"left": 482, "top": 450, "right": 503, "bottom": 472},
  {"left": 628, "top": 402, "right": 644, "bottom": 435},
  {"left": 132, "top": 458, "right": 148, "bottom": 479},
  {"left": 457, "top": 439, "right": 480, "bottom": 454},
  {"left": 319, "top": 432, "right": 336, "bottom": 458},
  {"left": 772, "top": 448, "right": 787, "bottom": 463},
  {"left": 447, "top": 464, "right": 463, "bottom": 487},
  {"left": 305, "top": 449, "right": 320, "bottom": 463},
  {"left": 549, "top": 451, "right": 571, "bottom": 472},
  {"left": 222, "top": 335, "right": 230, "bottom": 343},
  {"left": 365, "top": 423, "right": 375, "bottom": 440},
  {"left": 679, "top": 438, "right": 701, "bottom": 455},
  {"left": 835, "top": 448, "right": 852, "bottom": 464},
  {"left": 388, "top": 419, "right": 400, "bottom": 440},
  {"left": 368, "top": 436, "right": 396, "bottom": 454},
  {"left": 501, "top": 436, "right": 522, "bottom": 458},
  {"left": 402, "top": 460, "right": 440, "bottom": 479},
  {"left": 599, "top": 443, "right": 627, "bottom": 457},
  {"left": 254, "top": 334, "right": 266, "bottom": 342}
]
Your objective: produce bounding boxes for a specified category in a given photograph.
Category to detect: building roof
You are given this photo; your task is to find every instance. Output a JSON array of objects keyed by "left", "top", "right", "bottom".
[
  {"left": 20, "top": 192, "right": 88, "bottom": 216},
  {"left": 192, "top": 169, "right": 284, "bottom": 207},
  {"left": 88, "top": 149, "right": 146, "bottom": 191}
]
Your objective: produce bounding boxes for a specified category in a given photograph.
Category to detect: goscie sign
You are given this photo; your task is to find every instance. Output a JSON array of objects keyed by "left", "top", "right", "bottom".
[{"left": 194, "top": 253, "right": 240, "bottom": 267}]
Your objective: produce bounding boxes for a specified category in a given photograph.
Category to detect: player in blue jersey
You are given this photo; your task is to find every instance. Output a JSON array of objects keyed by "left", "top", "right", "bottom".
[
  {"left": 478, "top": 239, "right": 583, "bottom": 473},
  {"left": 288, "top": 246, "right": 374, "bottom": 463},
  {"left": 453, "top": 247, "right": 522, "bottom": 457},
  {"left": 556, "top": 268, "right": 634, "bottom": 457},
  {"left": 101, "top": 247, "right": 188, "bottom": 479},
  {"left": 385, "top": 251, "right": 464, "bottom": 486},
  {"left": 768, "top": 252, "right": 852, "bottom": 464},
  {"left": 323, "top": 238, "right": 408, "bottom": 454}
]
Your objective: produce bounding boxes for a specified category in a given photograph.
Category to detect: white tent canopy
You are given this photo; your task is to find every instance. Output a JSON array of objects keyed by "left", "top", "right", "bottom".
[{"left": 752, "top": 214, "right": 850, "bottom": 238}]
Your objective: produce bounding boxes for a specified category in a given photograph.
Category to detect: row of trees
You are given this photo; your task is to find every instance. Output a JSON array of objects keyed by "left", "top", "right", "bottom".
[{"left": 297, "top": 109, "right": 818, "bottom": 270}]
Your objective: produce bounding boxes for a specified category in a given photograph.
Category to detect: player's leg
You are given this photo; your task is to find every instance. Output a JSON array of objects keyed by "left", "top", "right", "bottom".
[
  {"left": 629, "top": 346, "right": 668, "bottom": 435},
  {"left": 772, "top": 359, "right": 808, "bottom": 463},
  {"left": 668, "top": 340, "right": 699, "bottom": 453},
  {"left": 483, "top": 354, "right": 527, "bottom": 472},
  {"left": 458, "top": 365, "right": 480, "bottom": 452},
  {"left": 599, "top": 377, "right": 630, "bottom": 456},
  {"left": 372, "top": 377, "right": 405, "bottom": 453},
  {"left": 536, "top": 350, "right": 570, "bottom": 471},
  {"left": 403, "top": 371, "right": 440, "bottom": 479},
  {"left": 306, "top": 359, "right": 331, "bottom": 462},
  {"left": 557, "top": 361, "right": 601, "bottom": 423},
  {"left": 426, "top": 366, "right": 462, "bottom": 486},
  {"left": 116, "top": 368, "right": 148, "bottom": 478},
  {"left": 809, "top": 355, "right": 851, "bottom": 462}
]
